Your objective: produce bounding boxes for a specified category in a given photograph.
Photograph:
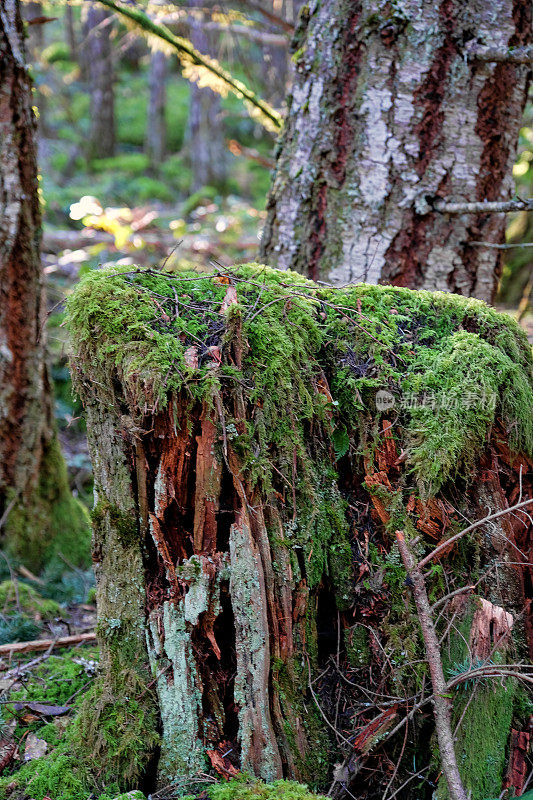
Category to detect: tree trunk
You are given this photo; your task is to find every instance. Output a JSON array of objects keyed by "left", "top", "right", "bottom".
[
  {"left": 24, "top": 1, "right": 44, "bottom": 57},
  {"left": 82, "top": 2, "right": 116, "bottom": 160},
  {"left": 65, "top": 0, "right": 77, "bottom": 62},
  {"left": 145, "top": 48, "right": 168, "bottom": 166},
  {"left": 68, "top": 263, "right": 533, "bottom": 798},
  {"left": 260, "top": 0, "right": 531, "bottom": 302},
  {"left": 186, "top": 0, "right": 227, "bottom": 191},
  {"left": 0, "top": 0, "right": 89, "bottom": 572}
]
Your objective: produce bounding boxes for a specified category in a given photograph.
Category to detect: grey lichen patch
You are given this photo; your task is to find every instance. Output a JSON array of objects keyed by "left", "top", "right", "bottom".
[
  {"left": 230, "top": 516, "right": 283, "bottom": 781},
  {"left": 146, "top": 601, "right": 206, "bottom": 783}
]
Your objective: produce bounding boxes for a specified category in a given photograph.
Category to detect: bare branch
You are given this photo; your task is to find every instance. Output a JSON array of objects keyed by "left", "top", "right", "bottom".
[
  {"left": 470, "top": 241, "right": 533, "bottom": 249},
  {"left": 395, "top": 531, "right": 468, "bottom": 800},
  {"left": 434, "top": 198, "right": 533, "bottom": 214},
  {"left": 468, "top": 45, "right": 533, "bottom": 64},
  {"left": 235, "top": 0, "right": 295, "bottom": 33},
  {"left": 418, "top": 497, "right": 533, "bottom": 571},
  {"left": 158, "top": 13, "right": 289, "bottom": 47},
  {"left": 95, "top": 0, "right": 283, "bottom": 131}
]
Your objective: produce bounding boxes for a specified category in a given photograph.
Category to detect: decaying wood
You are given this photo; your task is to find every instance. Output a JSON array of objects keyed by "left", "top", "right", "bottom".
[
  {"left": 0, "top": 632, "right": 96, "bottom": 657},
  {"left": 469, "top": 598, "right": 514, "bottom": 659},
  {"left": 503, "top": 729, "right": 531, "bottom": 796},
  {"left": 70, "top": 269, "right": 533, "bottom": 797}
]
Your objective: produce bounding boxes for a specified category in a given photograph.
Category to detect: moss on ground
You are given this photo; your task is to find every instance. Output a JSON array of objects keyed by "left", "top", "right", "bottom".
[
  {"left": 209, "top": 777, "right": 327, "bottom": 800},
  {"left": 0, "top": 649, "right": 99, "bottom": 800},
  {"left": 0, "top": 580, "right": 61, "bottom": 620}
]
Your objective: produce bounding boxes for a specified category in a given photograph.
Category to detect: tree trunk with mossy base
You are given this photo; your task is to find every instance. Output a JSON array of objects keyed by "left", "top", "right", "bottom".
[
  {"left": 260, "top": 0, "right": 531, "bottom": 302},
  {"left": 0, "top": 0, "right": 90, "bottom": 574},
  {"left": 67, "top": 263, "right": 533, "bottom": 799}
]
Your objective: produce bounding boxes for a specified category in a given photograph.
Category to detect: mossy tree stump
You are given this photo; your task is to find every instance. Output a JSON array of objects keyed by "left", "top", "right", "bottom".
[{"left": 67, "top": 264, "right": 533, "bottom": 799}]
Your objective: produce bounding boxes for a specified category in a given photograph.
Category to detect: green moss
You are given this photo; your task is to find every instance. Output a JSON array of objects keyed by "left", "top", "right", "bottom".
[
  {"left": 0, "top": 579, "right": 61, "bottom": 620},
  {"left": 436, "top": 604, "right": 516, "bottom": 800},
  {"left": 91, "top": 153, "right": 150, "bottom": 175},
  {"left": 0, "top": 649, "right": 101, "bottom": 800},
  {"left": 4, "top": 435, "right": 91, "bottom": 573},
  {"left": 0, "top": 751, "right": 90, "bottom": 800},
  {"left": 436, "top": 674, "right": 515, "bottom": 800},
  {"left": 92, "top": 500, "right": 138, "bottom": 549},
  {"left": 345, "top": 624, "right": 370, "bottom": 668},
  {"left": 209, "top": 776, "right": 326, "bottom": 800},
  {"left": 67, "top": 264, "right": 533, "bottom": 500},
  {"left": 66, "top": 263, "right": 533, "bottom": 789},
  {"left": 71, "top": 646, "right": 159, "bottom": 789},
  {"left": 273, "top": 658, "right": 332, "bottom": 786}
]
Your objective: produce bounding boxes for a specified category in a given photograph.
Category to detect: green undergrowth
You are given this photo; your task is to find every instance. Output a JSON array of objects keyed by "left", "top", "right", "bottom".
[
  {"left": 0, "top": 580, "right": 61, "bottom": 645},
  {"left": 0, "top": 648, "right": 99, "bottom": 800},
  {"left": 0, "top": 580, "right": 61, "bottom": 620},
  {"left": 0, "top": 645, "right": 158, "bottom": 800},
  {"left": 208, "top": 777, "right": 327, "bottom": 800}
]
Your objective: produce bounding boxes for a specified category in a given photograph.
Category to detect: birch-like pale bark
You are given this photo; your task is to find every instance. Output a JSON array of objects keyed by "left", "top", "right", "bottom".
[{"left": 260, "top": 0, "right": 531, "bottom": 302}]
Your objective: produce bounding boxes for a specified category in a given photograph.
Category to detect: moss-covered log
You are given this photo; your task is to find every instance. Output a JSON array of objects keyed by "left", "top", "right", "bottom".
[{"left": 67, "top": 263, "right": 533, "bottom": 799}]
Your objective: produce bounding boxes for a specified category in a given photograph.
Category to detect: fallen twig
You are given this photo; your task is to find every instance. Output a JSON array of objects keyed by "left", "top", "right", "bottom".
[
  {"left": 0, "top": 632, "right": 96, "bottom": 657},
  {"left": 396, "top": 530, "right": 467, "bottom": 800}
]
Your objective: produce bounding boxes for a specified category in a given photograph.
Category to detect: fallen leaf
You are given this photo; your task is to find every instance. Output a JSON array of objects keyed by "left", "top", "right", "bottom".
[
  {"left": 184, "top": 346, "right": 198, "bottom": 369},
  {"left": 13, "top": 702, "right": 71, "bottom": 716},
  {"left": 24, "top": 733, "right": 47, "bottom": 761}
]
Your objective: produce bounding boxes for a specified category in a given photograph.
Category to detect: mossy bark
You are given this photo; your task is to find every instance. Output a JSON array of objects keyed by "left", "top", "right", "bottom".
[
  {"left": 0, "top": 0, "right": 90, "bottom": 573},
  {"left": 68, "top": 264, "right": 533, "bottom": 798},
  {"left": 260, "top": 0, "right": 531, "bottom": 301}
]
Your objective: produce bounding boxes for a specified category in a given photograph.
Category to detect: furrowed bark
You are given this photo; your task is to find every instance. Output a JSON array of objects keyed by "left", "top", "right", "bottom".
[
  {"left": 260, "top": 0, "right": 531, "bottom": 301},
  {"left": 0, "top": 0, "right": 89, "bottom": 571}
]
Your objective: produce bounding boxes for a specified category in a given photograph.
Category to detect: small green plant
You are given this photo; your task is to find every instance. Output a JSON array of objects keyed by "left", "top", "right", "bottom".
[{"left": 209, "top": 777, "right": 327, "bottom": 800}]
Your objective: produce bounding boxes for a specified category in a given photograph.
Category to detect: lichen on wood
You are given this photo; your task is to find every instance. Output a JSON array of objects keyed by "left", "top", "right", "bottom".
[{"left": 66, "top": 262, "right": 533, "bottom": 798}]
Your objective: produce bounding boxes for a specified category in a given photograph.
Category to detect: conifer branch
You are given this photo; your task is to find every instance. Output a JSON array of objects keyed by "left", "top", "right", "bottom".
[{"left": 95, "top": 0, "right": 283, "bottom": 132}]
